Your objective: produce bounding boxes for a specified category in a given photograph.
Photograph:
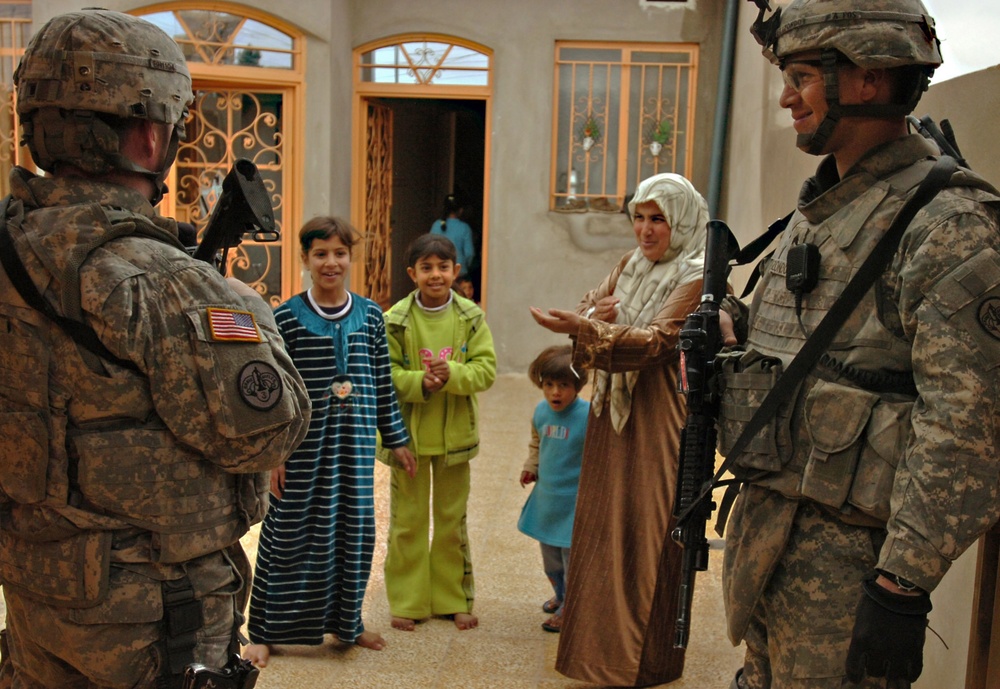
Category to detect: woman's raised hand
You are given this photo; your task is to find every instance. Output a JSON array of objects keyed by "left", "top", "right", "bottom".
[{"left": 529, "top": 306, "right": 583, "bottom": 334}]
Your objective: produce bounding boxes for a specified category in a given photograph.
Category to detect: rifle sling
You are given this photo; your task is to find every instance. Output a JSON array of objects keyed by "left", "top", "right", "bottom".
[
  {"left": 0, "top": 195, "right": 141, "bottom": 373},
  {"left": 679, "top": 155, "right": 959, "bottom": 536}
]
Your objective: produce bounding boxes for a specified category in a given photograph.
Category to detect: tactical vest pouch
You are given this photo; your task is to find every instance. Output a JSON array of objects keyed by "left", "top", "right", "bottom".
[
  {"left": 718, "top": 348, "right": 789, "bottom": 472},
  {"left": 0, "top": 411, "right": 48, "bottom": 504},
  {"left": 72, "top": 428, "right": 238, "bottom": 549},
  {"left": 0, "top": 323, "right": 51, "bottom": 505},
  {"left": 0, "top": 529, "right": 111, "bottom": 607},
  {"left": 801, "top": 380, "right": 878, "bottom": 508},
  {"left": 801, "top": 378, "right": 912, "bottom": 521},
  {"left": 848, "top": 397, "right": 912, "bottom": 522}
]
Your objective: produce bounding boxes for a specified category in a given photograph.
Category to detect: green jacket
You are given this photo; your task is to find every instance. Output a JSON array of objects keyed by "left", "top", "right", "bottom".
[{"left": 379, "top": 291, "right": 496, "bottom": 467}]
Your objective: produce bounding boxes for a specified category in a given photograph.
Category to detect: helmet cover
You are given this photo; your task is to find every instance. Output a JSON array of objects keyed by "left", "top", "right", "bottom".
[{"left": 14, "top": 9, "right": 193, "bottom": 174}]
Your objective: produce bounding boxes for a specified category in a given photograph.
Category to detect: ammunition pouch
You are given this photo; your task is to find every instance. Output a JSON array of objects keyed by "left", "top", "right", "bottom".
[
  {"left": 717, "top": 348, "right": 791, "bottom": 472},
  {"left": 0, "top": 529, "right": 111, "bottom": 607},
  {"left": 802, "top": 379, "right": 912, "bottom": 522}
]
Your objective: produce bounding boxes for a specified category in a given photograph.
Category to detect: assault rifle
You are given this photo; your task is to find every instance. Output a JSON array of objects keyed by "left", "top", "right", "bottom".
[
  {"left": 671, "top": 219, "right": 740, "bottom": 649},
  {"left": 192, "top": 159, "right": 278, "bottom": 275}
]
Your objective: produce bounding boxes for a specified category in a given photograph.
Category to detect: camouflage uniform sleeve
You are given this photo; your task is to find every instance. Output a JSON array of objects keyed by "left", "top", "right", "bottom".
[
  {"left": 88, "top": 253, "right": 311, "bottom": 473},
  {"left": 878, "top": 202, "right": 1000, "bottom": 592}
]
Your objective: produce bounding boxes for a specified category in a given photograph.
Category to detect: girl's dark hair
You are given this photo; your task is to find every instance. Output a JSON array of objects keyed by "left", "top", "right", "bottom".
[
  {"left": 299, "top": 216, "right": 359, "bottom": 254},
  {"left": 406, "top": 233, "right": 457, "bottom": 268},
  {"left": 439, "top": 192, "right": 465, "bottom": 232},
  {"left": 441, "top": 193, "right": 463, "bottom": 220},
  {"left": 528, "top": 344, "right": 587, "bottom": 391}
]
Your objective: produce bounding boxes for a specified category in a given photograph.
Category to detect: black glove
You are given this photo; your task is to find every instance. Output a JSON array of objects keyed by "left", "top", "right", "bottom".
[{"left": 845, "top": 573, "right": 932, "bottom": 684}]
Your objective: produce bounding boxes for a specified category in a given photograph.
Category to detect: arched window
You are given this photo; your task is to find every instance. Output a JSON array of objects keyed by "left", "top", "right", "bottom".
[
  {"left": 139, "top": 8, "right": 296, "bottom": 69},
  {"left": 359, "top": 39, "right": 489, "bottom": 86},
  {"left": 137, "top": 4, "right": 303, "bottom": 307}
]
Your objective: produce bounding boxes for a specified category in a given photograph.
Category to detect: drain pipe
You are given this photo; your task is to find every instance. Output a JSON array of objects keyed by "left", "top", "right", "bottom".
[{"left": 707, "top": 0, "right": 740, "bottom": 218}]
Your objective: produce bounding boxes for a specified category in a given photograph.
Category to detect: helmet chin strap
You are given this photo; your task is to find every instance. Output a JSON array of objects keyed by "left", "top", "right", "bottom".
[
  {"left": 798, "top": 51, "right": 844, "bottom": 155},
  {"left": 797, "top": 50, "right": 928, "bottom": 157}
]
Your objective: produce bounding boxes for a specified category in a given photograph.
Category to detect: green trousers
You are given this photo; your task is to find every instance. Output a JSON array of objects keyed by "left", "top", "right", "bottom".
[{"left": 384, "top": 455, "right": 474, "bottom": 619}]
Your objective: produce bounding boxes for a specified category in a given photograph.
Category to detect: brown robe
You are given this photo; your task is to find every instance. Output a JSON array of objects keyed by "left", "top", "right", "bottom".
[{"left": 556, "top": 253, "right": 702, "bottom": 687}]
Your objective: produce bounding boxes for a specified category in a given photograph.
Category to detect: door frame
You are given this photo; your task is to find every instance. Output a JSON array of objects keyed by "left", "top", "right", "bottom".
[{"left": 351, "top": 34, "right": 493, "bottom": 308}]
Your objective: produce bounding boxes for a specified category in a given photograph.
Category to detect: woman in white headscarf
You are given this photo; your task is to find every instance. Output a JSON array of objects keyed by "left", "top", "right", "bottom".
[{"left": 530, "top": 173, "right": 709, "bottom": 687}]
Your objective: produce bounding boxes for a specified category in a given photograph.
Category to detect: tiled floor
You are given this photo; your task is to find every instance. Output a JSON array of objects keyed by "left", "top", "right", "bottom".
[
  {"left": 0, "top": 373, "right": 744, "bottom": 688},
  {"left": 241, "top": 373, "right": 746, "bottom": 688}
]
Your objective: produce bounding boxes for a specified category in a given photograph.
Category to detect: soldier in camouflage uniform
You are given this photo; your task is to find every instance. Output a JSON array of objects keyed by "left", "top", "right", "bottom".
[
  {"left": 718, "top": 1, "right": 1000, "bottom": 687},
  {"left": 0, "top": 10, "right": 310, "bottom": 688}
]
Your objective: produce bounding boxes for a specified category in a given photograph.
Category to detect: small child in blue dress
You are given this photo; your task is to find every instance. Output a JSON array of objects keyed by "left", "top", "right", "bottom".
[{"left": 517, "top": 345, "right": 589, "bottom": 633}]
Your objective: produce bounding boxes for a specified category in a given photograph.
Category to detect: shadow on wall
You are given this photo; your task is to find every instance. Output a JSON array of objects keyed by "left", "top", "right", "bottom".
[{"left": 550, "top": 210, "right": 635, "bottom": 253}]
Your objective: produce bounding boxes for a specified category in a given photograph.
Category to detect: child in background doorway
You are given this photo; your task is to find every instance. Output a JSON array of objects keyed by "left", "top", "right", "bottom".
[
  {"left": 380, "top": 233, "right": 497, "bottom": 631},
  {"left": 454, "top": 275, "right": 475, "bottom": 302},
  {"left": 518, "top": 345, "right": 589, "bottom": 633},
  {"left": 245, "top": 216, "right": 416, "bottom": 668}
]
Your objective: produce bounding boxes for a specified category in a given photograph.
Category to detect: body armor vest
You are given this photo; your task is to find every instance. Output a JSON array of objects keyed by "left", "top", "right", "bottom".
[
  {"left": 718, "top": 161, "right": 940, "bottom": 526},
  {"left": 0, "top": 202, "right": 269, "bottom": 607}
]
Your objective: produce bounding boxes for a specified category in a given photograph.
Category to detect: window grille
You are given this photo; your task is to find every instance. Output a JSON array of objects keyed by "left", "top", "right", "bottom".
[{"left": 551, "top": 41, "right": 698, "bottom": 213}]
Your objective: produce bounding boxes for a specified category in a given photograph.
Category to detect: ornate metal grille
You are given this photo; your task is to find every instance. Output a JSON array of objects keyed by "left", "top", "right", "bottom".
[
  {"left": 359, "top": 40, "right": 488, "bottom": 86},
  {"left": 174, "top": 89, "right": 286, "bottom": 307},
  {"left": 551, "top": 42, "right": 698, "bottom": 212},
  {"left": 363, "top": 102, "right": 393, "bottom": 308}
]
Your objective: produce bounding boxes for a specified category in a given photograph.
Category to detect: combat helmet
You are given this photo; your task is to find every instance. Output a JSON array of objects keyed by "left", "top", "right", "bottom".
[
  {"left": 749, "top": 0, "right": 942, "bottom": 154},
  {"left": 13, "top": 9, "right": 193, "bottom": 197}
]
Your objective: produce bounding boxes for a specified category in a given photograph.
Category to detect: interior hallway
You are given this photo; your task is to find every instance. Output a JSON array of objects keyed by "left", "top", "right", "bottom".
[{"left": 241, "top": 373, "right": 745, "bottom": 688}]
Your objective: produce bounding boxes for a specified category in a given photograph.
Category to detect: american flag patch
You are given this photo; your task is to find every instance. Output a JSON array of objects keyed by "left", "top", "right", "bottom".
[{"left": 206, "top": 308, "right": 261, "bottom": 342}]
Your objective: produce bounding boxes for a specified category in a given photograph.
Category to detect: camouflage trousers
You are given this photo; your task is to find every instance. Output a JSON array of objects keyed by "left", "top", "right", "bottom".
[
  {"left": 729, "top": 491, "right": 902, "bottom": 689},
  {"left": 0, "top": 545, "right": 246, "bottom": 689}
]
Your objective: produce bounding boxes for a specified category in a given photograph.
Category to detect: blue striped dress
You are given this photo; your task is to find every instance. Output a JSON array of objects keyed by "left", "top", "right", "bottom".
[{"left": 248, "top": 292, "right": 409, "bottom": 644}]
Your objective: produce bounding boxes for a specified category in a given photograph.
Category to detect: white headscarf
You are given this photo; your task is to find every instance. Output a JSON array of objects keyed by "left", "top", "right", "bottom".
[{"left": 591, "top": 173, "right": 709, "bottom": 433}]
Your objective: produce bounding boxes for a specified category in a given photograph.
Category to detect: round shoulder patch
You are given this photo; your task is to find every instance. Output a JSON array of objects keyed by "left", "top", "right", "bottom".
[
  {"left": 978, "top": 297, "right": 1000, "bottom": 341},
  {"left": 239, "top": 361, "right": 284, "bottom": 411}
]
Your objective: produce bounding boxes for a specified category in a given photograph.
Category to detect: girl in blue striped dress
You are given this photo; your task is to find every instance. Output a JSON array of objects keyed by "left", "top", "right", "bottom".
[{"left": 245, "top": 217, "right": 416, "bottom": 667}]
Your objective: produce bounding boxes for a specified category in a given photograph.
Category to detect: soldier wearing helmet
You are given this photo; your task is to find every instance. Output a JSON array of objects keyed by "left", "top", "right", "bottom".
[
  {"left": 0, "top": 9, "right": 310, "bottom": 688},
  {"left": 716, "top": 1, "right": 1000, "bottom": 687}
]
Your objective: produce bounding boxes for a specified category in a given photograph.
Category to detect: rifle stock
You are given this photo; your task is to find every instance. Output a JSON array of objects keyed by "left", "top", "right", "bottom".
[
  {"left": 192, "top": 159, "right": 278, "bottom": 275},
  {"left": 671, "top": 219, "right": 739, "bottom": 648}
]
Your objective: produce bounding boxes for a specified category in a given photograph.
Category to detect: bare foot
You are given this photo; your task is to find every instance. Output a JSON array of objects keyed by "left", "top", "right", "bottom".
[
  {"left": 391, "top": 616, "right": 416, "bottom": 631},
  {"left": 356, "top": 630, "right": 386, "bottom": 650},
  {"left": 452, "top": 612, "right": 478, "bottom": 630},
  {"left": 242, "top": 643, "right": 272, "bottom": 668}
]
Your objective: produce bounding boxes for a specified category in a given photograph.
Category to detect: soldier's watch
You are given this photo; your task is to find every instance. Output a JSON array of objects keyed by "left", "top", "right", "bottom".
[{"left": 878, "top": 569, "right": 921, "bottom": 593}]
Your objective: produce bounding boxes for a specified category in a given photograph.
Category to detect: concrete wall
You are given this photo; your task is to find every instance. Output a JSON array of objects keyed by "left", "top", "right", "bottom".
[{"left": 346, "top": 0, "right": 727, "bottom": 373}]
